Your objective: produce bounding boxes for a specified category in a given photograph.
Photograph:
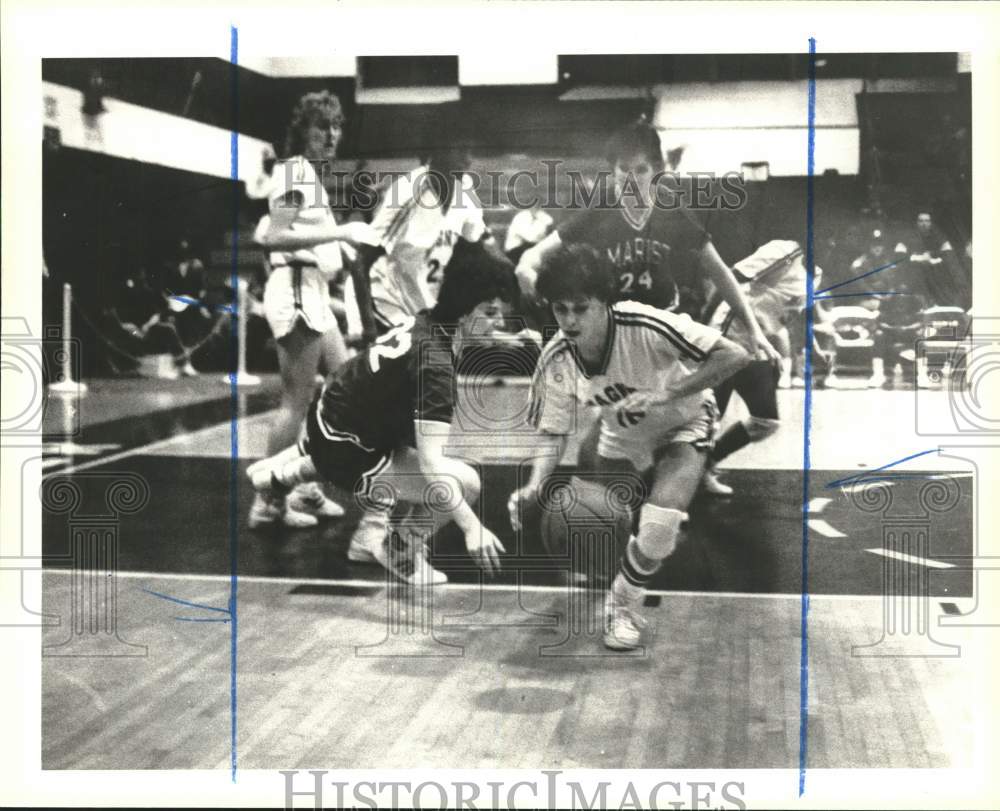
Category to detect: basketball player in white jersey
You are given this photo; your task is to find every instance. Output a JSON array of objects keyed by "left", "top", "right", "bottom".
[
  {"left": 247, "top": 91, "right": 374, "bottom": 528},
  {"left": 353, "top": 149, "right": 490, "bottom": 337},
  {"left": 345, "top": 149, "right": 500, "bottom": 559},
  {"left": 703, "top": 241, "right": 812, "bottom": 495},
  {"left": 510, "top": 244, "right": 749, "bottom": 650}
]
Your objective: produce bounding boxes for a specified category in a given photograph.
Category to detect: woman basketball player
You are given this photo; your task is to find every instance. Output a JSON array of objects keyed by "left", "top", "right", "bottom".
[
  {"left": 248, "top": 90, "right": 374, "bottom": 528},
  {"left": 511, "top": 245, "right": 749, "bottom": 650},
  {"left": 247, "top": 240, "right": 514, "bottom": 585},
  {"left": 701, "top": 241, "right": 811, "bottom": 495}
]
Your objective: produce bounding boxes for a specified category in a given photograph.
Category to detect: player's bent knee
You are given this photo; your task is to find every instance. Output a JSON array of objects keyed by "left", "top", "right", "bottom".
[
  {"left": 635, "top": 504, "right": 685, "bottom": 562},
  {"left": 745, "top": 416, "right": 780, "bottom": 442}
]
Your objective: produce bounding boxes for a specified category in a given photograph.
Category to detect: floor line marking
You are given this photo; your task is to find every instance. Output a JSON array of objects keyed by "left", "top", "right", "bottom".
[
  {"left": 41, "top": 567, "right": 896, "bottom": 601},
  {"left": 42, "top": 413, "right": 268, "bottom": 478},
  {"left": 808, "top": 519, "right": 846, "bottom": 538},
  {"left": 807, "top": 497, "right": 832, "bottom": 514},
  {"left": 863, "top": 549, "right": 956, "bottom": 569}
]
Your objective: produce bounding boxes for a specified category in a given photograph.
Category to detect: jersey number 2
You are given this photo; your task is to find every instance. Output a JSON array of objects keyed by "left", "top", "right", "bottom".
[{"left": 368, "top": 316, "right": 415, "bottom": 373}]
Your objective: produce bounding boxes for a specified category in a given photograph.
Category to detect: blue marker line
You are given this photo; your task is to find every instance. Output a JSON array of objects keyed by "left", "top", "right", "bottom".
[
  {"left": 815, "top": 259, "right": 900, "bottom": 295},
  {"left": 174, "top": 616, "right": 232, "bottom": 623},
  {"left": 168, "top": 294, "right": 235, "bottom": 314},
  {"left": 814, "top": 291, "right": 908, "bottom": 300},
  {"left": 228, "top": 23, "right": 240, "bottom": 784},
  {"left": 825, "top": 448, "right": 938, "bottom": 489},
  {"left": 141, "top": 587, "right": 230, "bottom": 614},
  {"left": 800, "top": 36, "right": 817, "bottom": 797}
]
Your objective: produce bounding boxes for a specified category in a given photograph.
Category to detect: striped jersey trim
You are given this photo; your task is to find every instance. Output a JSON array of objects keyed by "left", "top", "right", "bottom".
[
  {"left": 612, "top": 311, "right": 707, "bottom": 362},
  {"left": 316, "top": 403, "right": 377, "bottom": 453},
  {"left": 381, "top": 196, "right": 418, "bottom": 247},
  {"left": 528, "top": 338, "right": 572, "bottom": 430}
]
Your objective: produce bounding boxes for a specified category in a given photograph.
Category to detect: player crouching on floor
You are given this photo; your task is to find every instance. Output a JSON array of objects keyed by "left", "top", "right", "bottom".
[
  {"left": 509, "top": 244, "right": 749, "bottom": 650},
  {"left": 248, "top": 240, "right": 511, "bottom": 585}
]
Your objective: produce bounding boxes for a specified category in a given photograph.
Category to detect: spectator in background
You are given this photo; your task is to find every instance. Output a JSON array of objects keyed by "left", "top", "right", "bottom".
[
  {"left": 896, "top": 212, "right": 961, "bottom": 307},
  {"left": 868, "top": 275, "right": 926, "bottom": 389},
  {"left": 504, "top": 202, "right": 554, "bottom": 264},
  {"left": 104, "top": 266, "right": 196, "bottom": 378},
  {"left": 847, "top": 228, "right": 897, "bottom": 309},
  {"left": 962, "top": 240, "right": 973, "bottom": 310},
  {"left": 160, "top": 237, "right": 213, "bottom": 368},
  {"left": 162, "top": 237, "right": 207, "bottom": 303}
]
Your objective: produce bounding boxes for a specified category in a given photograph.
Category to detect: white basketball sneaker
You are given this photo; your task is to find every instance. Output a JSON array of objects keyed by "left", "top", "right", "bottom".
[
  {"left": 702, "top": 465, "right": 734, "bottom": 496},
  {"left": 603, "top": 593, "right": 647, "bottom": 651},
  {"left": 247, "top": 491, "right": 318, "bottom": 529},
  {"left": 247, "top": 491, "right": 282, "bottom": 528},
  {"left": 287, "top": 481, "right": 345, "bottom": 519},
  {"left": 246, "top": 460, "right": 319, "bottom": 529},
  {"left": 347, "top": 510, "right": 390, "bottom": 563},
  {"left": 374, "top": 528, "right": 448, "bottom": 587}
]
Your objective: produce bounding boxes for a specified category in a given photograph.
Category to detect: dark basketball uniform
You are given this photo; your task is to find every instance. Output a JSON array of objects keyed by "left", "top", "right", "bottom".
[
  {"left": 557, "top": 203, "right": 711, "bottom": 312},
  {"left": 305, "top": 312, "right": 455, "bottom": 497}
]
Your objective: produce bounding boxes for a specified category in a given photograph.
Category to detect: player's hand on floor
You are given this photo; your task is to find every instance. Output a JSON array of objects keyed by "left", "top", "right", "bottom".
[{"left": 465, "top": 526, "right": 506, "bottom": 577}]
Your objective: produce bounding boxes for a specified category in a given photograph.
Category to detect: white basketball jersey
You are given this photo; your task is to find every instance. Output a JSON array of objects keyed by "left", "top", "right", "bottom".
[
  {"left": 366, "top": 167, "right": 486, "bottom": 321},
  {"left": 528, "top": 301, "right": 721, "bottom": 444},
  {"left": 266, "top": 156, "right": 344, "bottom": 276}
]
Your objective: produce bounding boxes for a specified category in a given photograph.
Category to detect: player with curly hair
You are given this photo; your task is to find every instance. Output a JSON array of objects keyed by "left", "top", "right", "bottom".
[{"left": 247, "top": 90, "right": 375, "bottom": 529}]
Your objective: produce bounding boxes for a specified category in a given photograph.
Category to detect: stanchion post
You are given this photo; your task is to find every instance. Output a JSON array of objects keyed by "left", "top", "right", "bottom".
[
  {"left": 224, "top": 277, "right": 261, "bottom": 387},
  {"left": 49, "top": 282, "right": 87, "bottom": 394}
]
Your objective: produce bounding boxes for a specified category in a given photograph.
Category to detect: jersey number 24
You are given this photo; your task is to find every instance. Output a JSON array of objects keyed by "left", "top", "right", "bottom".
[{"left": 619, "top": 270, "right": 653, "bottom": 294}]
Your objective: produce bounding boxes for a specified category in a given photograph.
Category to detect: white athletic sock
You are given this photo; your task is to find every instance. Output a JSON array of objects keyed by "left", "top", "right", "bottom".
[
  {"left": 275, "top": 455, "right": 317, "bottom": 490},
  {"left": 611, "top": 536, "right": 658, "bottom": 608},
  {"left": 260, "top": 444, "right": 316, "bottom": 491}
]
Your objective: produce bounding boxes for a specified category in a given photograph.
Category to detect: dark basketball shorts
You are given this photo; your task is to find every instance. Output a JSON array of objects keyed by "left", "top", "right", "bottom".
[{"left": 305, "top": 401, "right": 393, "bottom": 506}]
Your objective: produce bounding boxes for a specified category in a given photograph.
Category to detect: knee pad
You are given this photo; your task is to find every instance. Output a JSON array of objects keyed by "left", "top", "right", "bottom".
[
  {"left": 745, "top": 416, "right": 780, "bottom": 442},
  {"left": 635, "top": 504, "right": 685, "bottom": 561}
]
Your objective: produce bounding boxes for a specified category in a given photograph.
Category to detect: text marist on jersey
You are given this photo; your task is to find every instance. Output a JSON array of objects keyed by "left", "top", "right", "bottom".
[{"left": 607, "top": 236, "right": 672, "bottom": 267}]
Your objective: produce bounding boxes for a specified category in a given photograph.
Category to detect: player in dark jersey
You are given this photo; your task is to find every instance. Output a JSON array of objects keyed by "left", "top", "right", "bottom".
[
  {"left": 247, "top": 240, "right": 514, "bottom": 585},
  {"left": 515, "top": 121, "right": 778, "bottom": 364}
]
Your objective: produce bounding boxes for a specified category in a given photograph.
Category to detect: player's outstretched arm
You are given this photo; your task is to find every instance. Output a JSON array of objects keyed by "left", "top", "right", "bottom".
[
  {"left": 515, "top": 231, "right": 562, "bottom": 298},
  {"left": 414, "top": 420, "right": 506, "bottom": 576},
  {"left": 349, "top": 244, "right": 382, "bottom": 346},
  {"left": 508, "top": 431, "right": 568, "bottom": 531},
  {"left": 253, "top": 192, "right": 375, "bottom": 251},
  {"left": 697, "top": 241, "right": 780, "bottom": 364},
  {"left": 668, "top": 335, "right": 750, "bottom": 400},
  {"left": 620, "top": 336, "right": 750, "bottom": 414}
]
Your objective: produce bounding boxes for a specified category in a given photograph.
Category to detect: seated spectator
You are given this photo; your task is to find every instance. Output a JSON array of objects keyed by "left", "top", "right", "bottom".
[
  {"left": 104, "top": 266, "right": 196, "bottom": 378},
  {"left": 895, "top": 212, "right": 963, "bottom": 308},
  {"left": 847, "top": 228, "right": 896, "bottom": 307},
  {"left": 160, "top": 237, "right": 214, "bottom": 351},
  {"left": 868, "top": 276, "right": 926, "bottom": 389},
  {"left": 503, "top": 203, "right": 554, "bottom": 264}
]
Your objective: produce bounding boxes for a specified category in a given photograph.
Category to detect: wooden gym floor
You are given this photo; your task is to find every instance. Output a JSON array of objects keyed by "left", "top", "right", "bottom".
[{"left": 38, "top": 376, "right": 978, "bottom": 770}]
